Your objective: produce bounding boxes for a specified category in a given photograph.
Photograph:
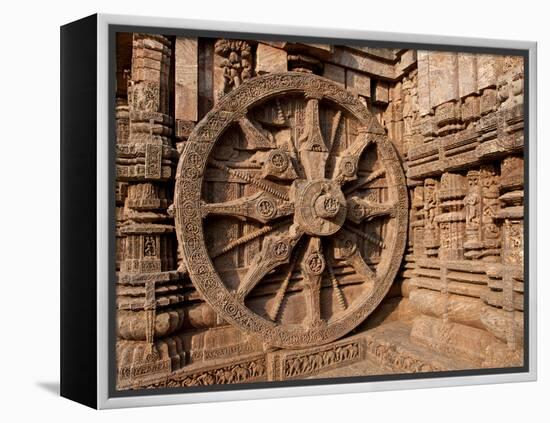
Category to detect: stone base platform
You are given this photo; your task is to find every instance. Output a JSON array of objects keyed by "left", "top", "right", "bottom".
[{"left": 129, "top": 320, "right": 486, "bottom": 390}]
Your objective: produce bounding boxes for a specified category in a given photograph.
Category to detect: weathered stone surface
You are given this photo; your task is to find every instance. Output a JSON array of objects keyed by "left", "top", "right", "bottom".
[
  {"left": 198, "top": 38, "right": 214, "bottom": 119},
  {"left": 346, "top": 69, "right": 371, "bottom": 97},
  {"left": 396, "top": 49, "right": 417, "bottom": 75},
  {"left": 409, "top": 289, "right": 486, "bottom": 329},
  {"left": 477, "top": 54, "right": 497, "bottom": 90},
  {"left": 330, "top": 46, "right": 395, "bottom": 79},
  {"left": 428, "top": 52, "right": 459, "bottom": 108},
  {"left": 258, "top": 41, "right": 333, "bottom": 59},
  {"left": 175, "top": 37, "right": 198, "bottom": 122},
  {"left": 255, "top": 43, "right": 287, "bottom": 74},
  {"left": 322, "top": 63, "right": 345, "bottom": 87},
  {"left": 458, "top": 53, "right": 478, "bottom": 98},
  {"left": 410, "top": 315, "right": 500, "bottom": 365},
  {"left": 114, "top": 32, "right": 525, "bottom": 391},
  {"left": 417, "top": 51, "right": 431, "bottom": 115},
  {"left": 374, "top": 80, "right": 389, "bottom": 104},
  {"left": 348, "top": 46, "right": 400, "bottom": 61}
]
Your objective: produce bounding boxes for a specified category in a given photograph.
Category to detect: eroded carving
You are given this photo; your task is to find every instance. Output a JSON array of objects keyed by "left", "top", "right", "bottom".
[
  {"left": 175, "top": 72, "right": 408, "bottom": 349},
  {"left": 114, "top": 35, "right": 525, "bottom": 391}
]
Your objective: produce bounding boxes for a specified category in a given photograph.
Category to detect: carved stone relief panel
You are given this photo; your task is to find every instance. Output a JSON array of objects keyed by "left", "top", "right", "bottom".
[
  {"left": 113, "top": 33, "right": 525, "bottom": 391},
  {"left": 174, "top": 73, "right": 409, "bottom": 349}
]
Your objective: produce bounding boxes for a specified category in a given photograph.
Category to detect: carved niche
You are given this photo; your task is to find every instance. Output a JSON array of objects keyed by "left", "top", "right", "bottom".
[{"left": 174, "top": 72, "right": 408, "bottom": 349}]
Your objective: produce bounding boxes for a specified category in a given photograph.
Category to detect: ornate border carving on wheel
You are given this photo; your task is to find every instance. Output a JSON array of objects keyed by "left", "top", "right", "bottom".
[{"left": 175, "top": 72, "right": 408, "bottom": 349}]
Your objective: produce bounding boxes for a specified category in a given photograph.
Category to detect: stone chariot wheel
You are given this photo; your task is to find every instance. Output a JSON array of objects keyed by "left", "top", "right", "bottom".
[{"left": 175, "top": 72, "right": 408, "bottom": 349}]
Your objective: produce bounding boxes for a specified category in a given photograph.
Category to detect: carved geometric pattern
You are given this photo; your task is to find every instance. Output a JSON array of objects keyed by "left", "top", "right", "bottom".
[{"left": 175, "top": 72, "right": 408, "bottom": 349}]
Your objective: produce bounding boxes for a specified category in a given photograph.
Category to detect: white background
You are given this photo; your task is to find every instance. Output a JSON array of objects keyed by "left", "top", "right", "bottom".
[{"left": 1, "top": 0, "right": 547, "bottom": 420}]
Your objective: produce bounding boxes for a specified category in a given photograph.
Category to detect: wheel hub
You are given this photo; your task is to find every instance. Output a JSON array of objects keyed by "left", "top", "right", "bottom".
[{"left": 293, "top": 179, "right": 347, "bottom": 237}]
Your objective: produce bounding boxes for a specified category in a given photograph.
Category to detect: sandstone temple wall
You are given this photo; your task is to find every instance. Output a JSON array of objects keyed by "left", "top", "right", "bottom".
[{"left": 114, "top": 34, "right": 524, "bottom": 389}]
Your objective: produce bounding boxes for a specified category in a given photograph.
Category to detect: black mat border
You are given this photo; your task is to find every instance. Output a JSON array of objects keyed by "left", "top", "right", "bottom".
[{"left": 61, "top": 14, "right": 98, "bottom": 408}]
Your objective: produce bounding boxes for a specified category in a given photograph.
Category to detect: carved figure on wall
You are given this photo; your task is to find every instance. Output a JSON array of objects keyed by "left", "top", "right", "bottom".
[
  {"left": 215, "top": 39, "right": 253, "bottom": 94},
  {"left": 480, "top": 165, "right": 501, "bottom": 259},
  {"left": 464, "top": 170, "right": 482, "bottom": 256},
  {"left": 113, "top": 33, "right": 526, "bottom": 391},
  {"left": 464, "top": 178, "right": 480, "bottom": 225},
  {"left": 422, "top": 178, "right": 439, "bottom": 257}
]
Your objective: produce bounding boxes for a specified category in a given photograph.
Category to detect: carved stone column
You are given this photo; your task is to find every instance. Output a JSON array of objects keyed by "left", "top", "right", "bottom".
[
  {"left": 115, "top": 98, "right": 129, "bottom": 271},
  {"left": 464, "top": 169, "right": 482, "bottom": 257},
  {"left": 482, "top": 156, "right": 523, "bottom": 364},
  {"left": 401, "top": 70, "right": 419, "bottom": 156},
  {"left": 410, "top": 185, "right": 425, "bottom": 258},
  {"left": 116, "top": 34, "right": 186, "bottom": 389},
  {"left": 480, "top": 165, "right": 501, "bottom": 261},
  {"left": 436, "top": 172, "right": 466, "bottom": 261},
  {"left": 422, "top": 178, "right": 439, "bottom": 257}
]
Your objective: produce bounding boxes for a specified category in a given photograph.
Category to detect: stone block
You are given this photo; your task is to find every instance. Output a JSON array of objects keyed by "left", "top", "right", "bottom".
[
  {"left": 428, "top": 51, "right": 459, "bottom": 108},
  {"left": 346, "top": 69, "right": 371, "bottom": 97},
  {"left": 477, "top": 54, "right": 497, "bottom": 90},
  {"left": 322, "top": 63, "right": 345, "bottom": 87},
  {"left": 374, "top": 80, "right": 389, "bottom": 104},
  {"left": 458, "top": 53, "right": 478, "bottom": 98},
  {"left": 417, "top": 51, "right": 431, "bottom": 115},
  {"left": 410, "top": 315, "right": 501, "bottom": 365},
  {"left": 175, "top": 37, "right": 198, "bottom": 122},
  {"left": 409, "top": 289, "right": 485, "bottom": 329},
  {"left": 330, "top": 46, "right": 395, "bottom": 79},
  {"left": 396, "top": 49, "right": 417, "bottom": 74},
  {"left": 255, "top": 43, "right": 288, "bottom": 74}
]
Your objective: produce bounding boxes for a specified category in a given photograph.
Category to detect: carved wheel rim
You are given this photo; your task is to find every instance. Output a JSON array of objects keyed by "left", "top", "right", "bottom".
[{"left": 175, "top": 72, "right": 408, "bottom": 349}]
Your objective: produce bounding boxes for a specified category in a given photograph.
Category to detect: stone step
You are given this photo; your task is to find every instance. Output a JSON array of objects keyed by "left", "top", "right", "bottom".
[{"left": 362, "top": 321, "right": 477, "bottom": 373}]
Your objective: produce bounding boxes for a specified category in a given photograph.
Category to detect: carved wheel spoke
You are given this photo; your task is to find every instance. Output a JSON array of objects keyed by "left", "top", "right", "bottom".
[
  {"left": 343, "top": 223, "right": 386, "bottom": 249},
  {"left": 268, "top": 251, "right": 300, "bottom": 322},
  {"left": 238, "top": 116, "right": 275, "bottom": 149},
  {"left": 346, "top": 197, "right": 397, "bottom": 224},
  {"left": 261, "top": 149, "right": 298, "bottom": 181},
  {"left": 343, "top": 168, "right": 386, "bottom": 195},
  {"left": 347, "top": 251, "right": 377, "bottom": 287},
  {"left": 202, "top": 191, "right": 294, "bottom": 224},
  {"left": 334, "top": 231, "right": 377, "bottom": 285},
  {"left": 236, "top": 224, "right": 303, "bottom": 300},
  {"left": 332, "top": 126, "right": 383, "bottom": 185},
  {"left": 210, "top": 221, "right": 288, "bottom": 259},
  {"left": 327, "top": 110, "right": 343, "bottom": 156},
  {"left": 299, "top": 98, "right": 329, "bottom": 181},
  {"left": 326, "top": 256, "right": 347, "bottom": 311},
  {"left": 301, "top": 237, "right": 325, "bottom": 327},
  {"left": 175, "top": 73, "right": 408, "bottom": 349},
  {"left": 208, "top": 158, "right": 290, "bottom": 201}
]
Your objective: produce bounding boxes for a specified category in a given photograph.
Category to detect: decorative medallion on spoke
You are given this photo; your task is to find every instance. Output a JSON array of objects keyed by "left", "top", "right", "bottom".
[{"left": 175, "top": 72, "right": 408, "bottom": 349}]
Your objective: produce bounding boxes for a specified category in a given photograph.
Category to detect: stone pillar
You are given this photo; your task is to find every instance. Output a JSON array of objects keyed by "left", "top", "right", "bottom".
[
  {"left": 422, "top": 178, "right": 439, "bottom": 258},
  {"left": 464, "top": 169, "right": 482, "bottom": 257},
  {"left": 116, "top": 33, "right": 186, "bottom": 389},
  {"left": 489, "top": 156, "right": 524, "bottom": 353},
  {"left": 401, "top": 70, "right": 419, "bottom": 156},
  {"left": 174, "top": 37, "right": 198, "bottom": 148},
  {"left": 463, "top": 165, "right": 501, "bottom": 261},
  {"left": 480, "top": 165, "right": 501, "bottom": 261},
  {"left": 115, "top": 98, "right": 129, "bottom": 271},
  {"left": 436, "top": 172, "right": 466, "bottom": 261},
  {"left": 410, "top": 185, "right": 425, "bottom": 258}
]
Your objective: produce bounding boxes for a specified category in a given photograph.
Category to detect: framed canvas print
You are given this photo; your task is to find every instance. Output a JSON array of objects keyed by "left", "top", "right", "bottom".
[{"left": 60, "top": 13, "right": 537, "bottom": 409}]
